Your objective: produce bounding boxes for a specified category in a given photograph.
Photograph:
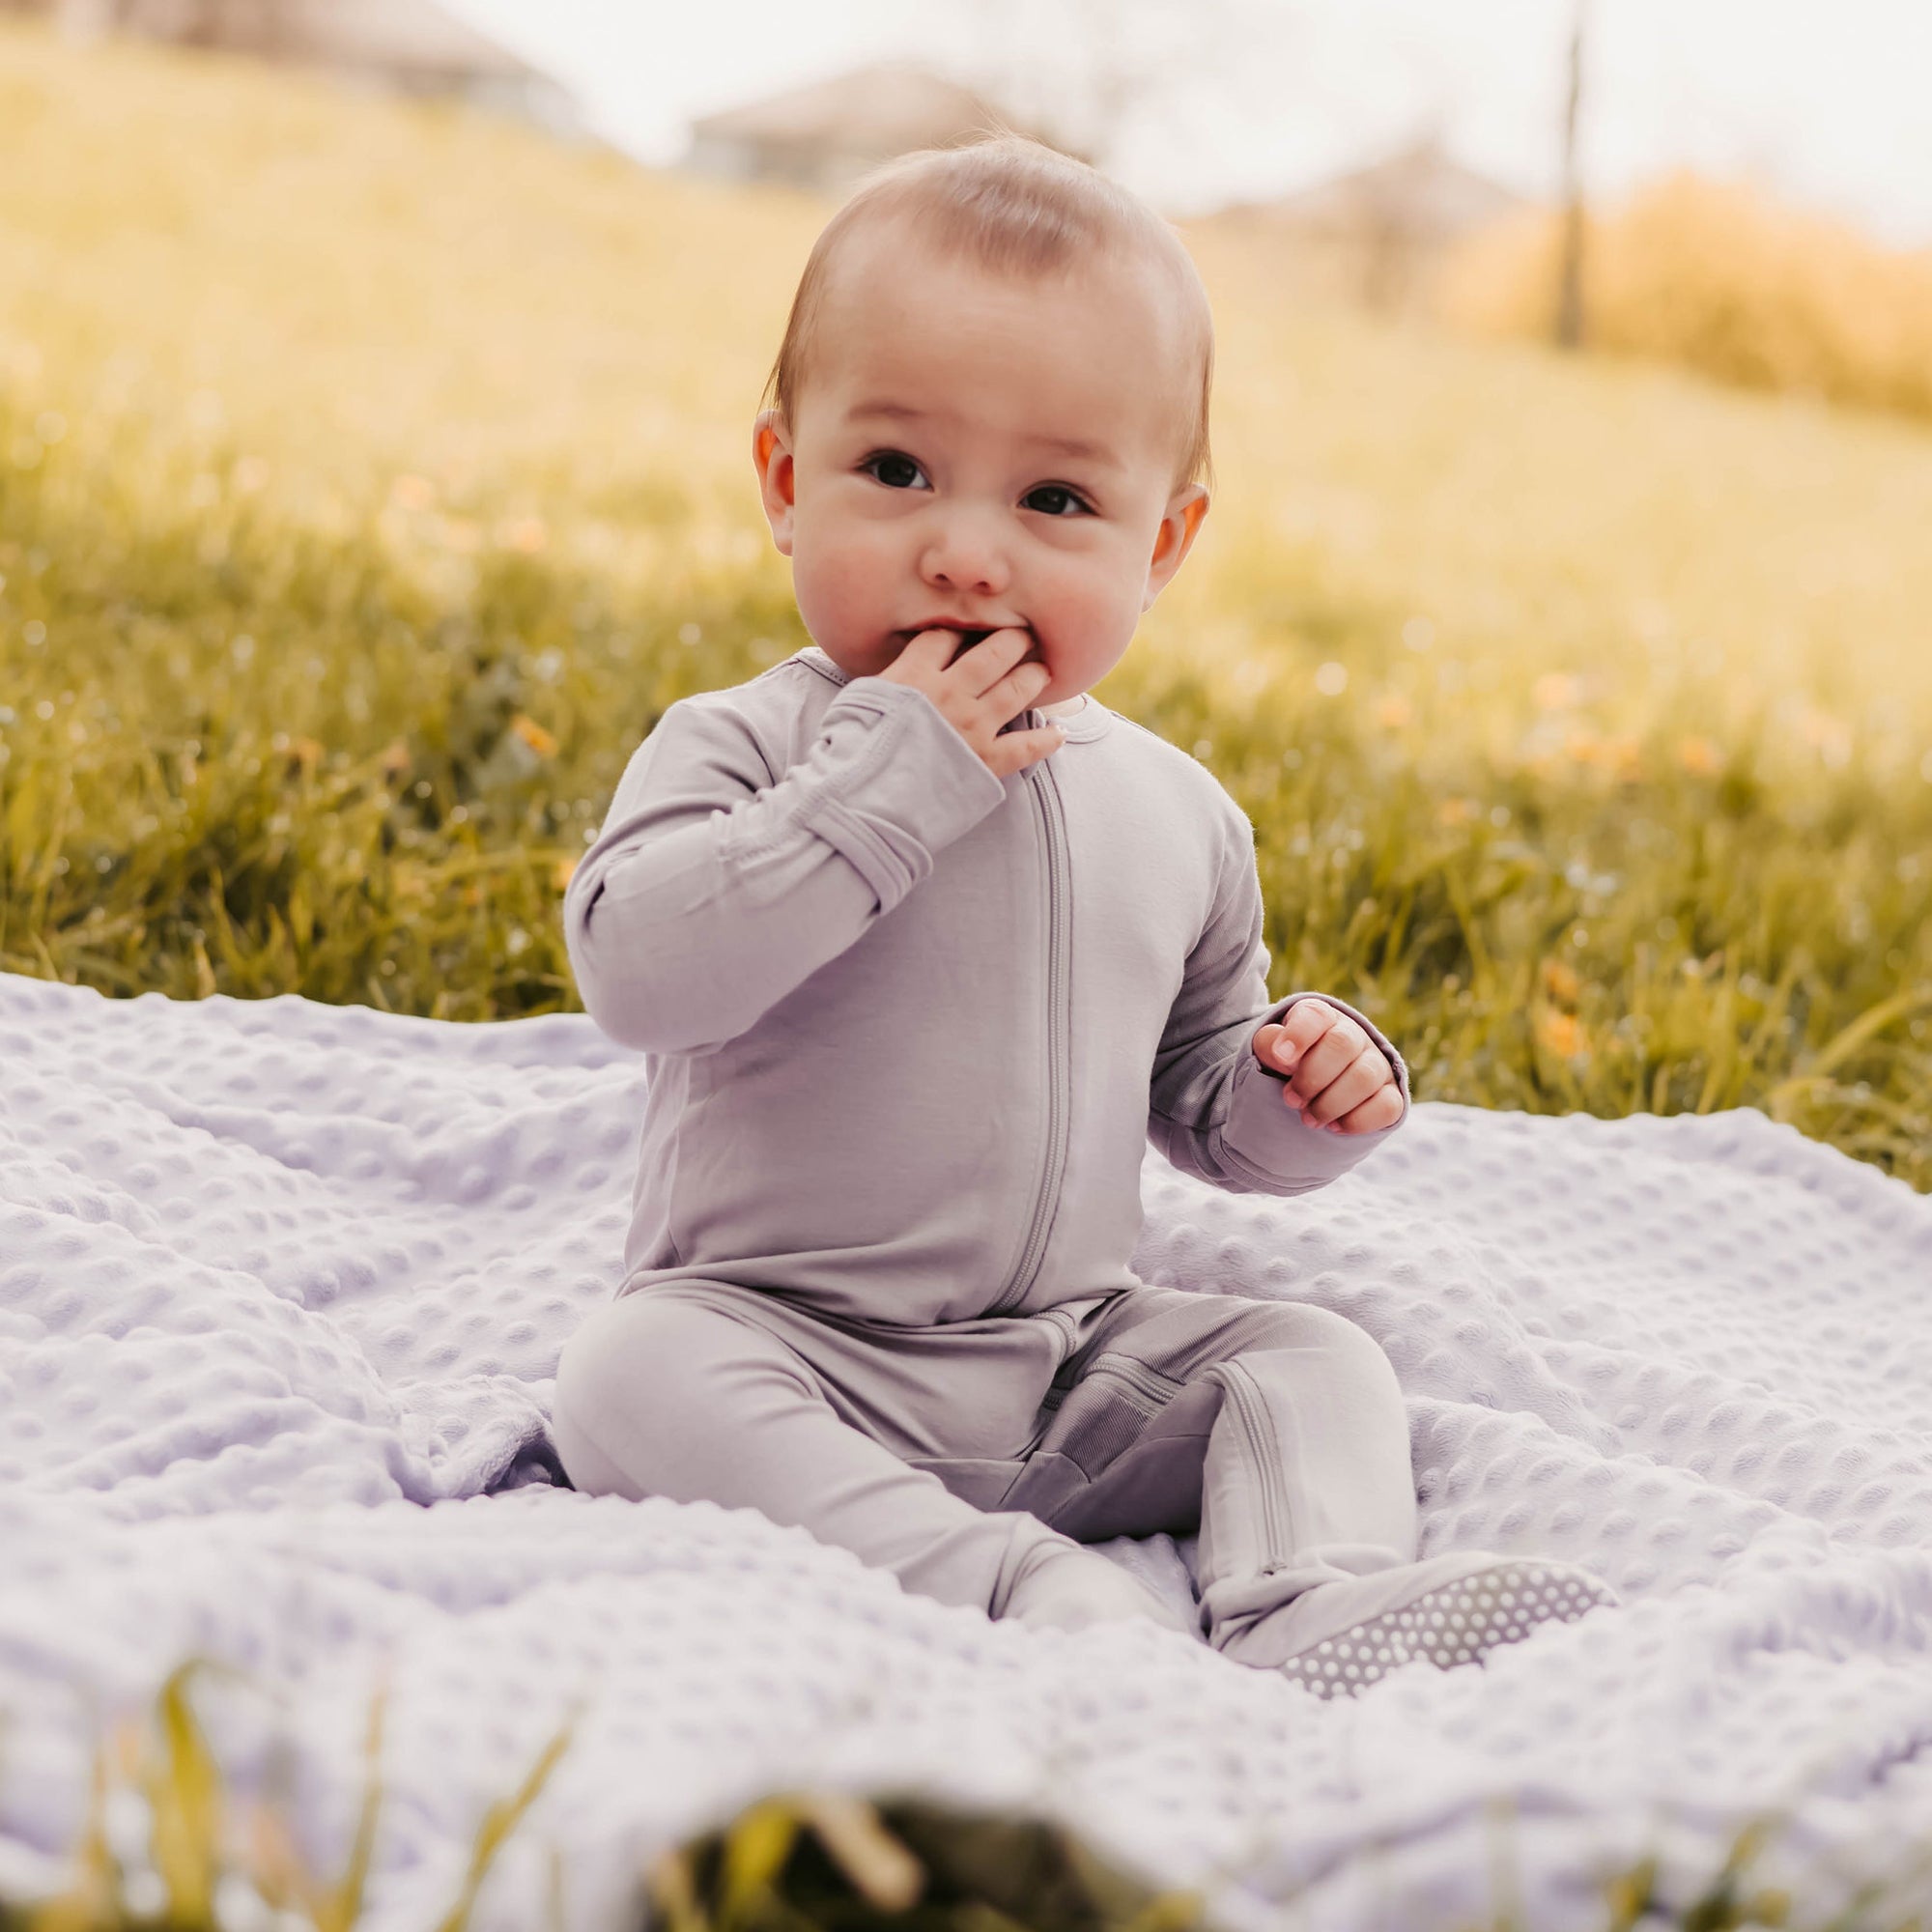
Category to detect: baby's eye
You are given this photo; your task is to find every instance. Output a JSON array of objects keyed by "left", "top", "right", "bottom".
[
  {"left": 1022, "top": 484, "right": 1092, "bottom": 518},
  {"left": 861, "top": 451, "right": 929, "bottom": 491}
]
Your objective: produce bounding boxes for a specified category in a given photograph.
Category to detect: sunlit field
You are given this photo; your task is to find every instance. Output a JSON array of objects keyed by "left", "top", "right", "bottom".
[{"left": 2, "top": 19, "right": 1929, "bottom": 1189}]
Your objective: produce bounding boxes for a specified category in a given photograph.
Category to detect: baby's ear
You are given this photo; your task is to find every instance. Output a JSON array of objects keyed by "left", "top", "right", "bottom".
[
  {"left": 1143, "top": 482, "right": 1209, "bottom": 611},
  {"left": 752, "top": 410, "right": 797, "bottom": 556}
]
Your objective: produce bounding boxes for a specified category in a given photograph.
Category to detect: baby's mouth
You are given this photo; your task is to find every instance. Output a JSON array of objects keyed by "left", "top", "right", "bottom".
[{"left": 897, "top": 626, "right": 1038, "bottom": 668}]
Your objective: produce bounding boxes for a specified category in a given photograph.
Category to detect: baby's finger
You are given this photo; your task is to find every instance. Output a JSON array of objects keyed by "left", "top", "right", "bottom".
[
  {"left": 1274, "top": 998, "right": 1344, "bottom": 1061},
  {"left": 1251, "top": 1021, "right": 1291, "bottom": 1068},
  {"left": 905, "top": 627, "right": 968, "bottom": 667},
  {"left": 1331, "top": 1087, "right": 1406, "bottom": 1135},
  {"left": 1276, "top": 1039, "right": 1347, "bottom": 1110},
  {"left": 985, "top": 658, "right": 1052, "bottom": 716},
  {"left": 980, "top": 721, "right": 1066, "bottom": 777},
  {"left": 952, "top": 627, "right": 1036, "bottom": 692},
  {"left": 1298, "top": 1044, "right": 1393, "bottom": 1126},
  {"left": 1257, "top": 1017, "right": 1321, "bottom": 1076}
]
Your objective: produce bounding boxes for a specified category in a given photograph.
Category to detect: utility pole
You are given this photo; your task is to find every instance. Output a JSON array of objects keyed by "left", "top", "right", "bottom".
[{"left": 1554, "top": 0, "right": 1589, "bottom": 349}]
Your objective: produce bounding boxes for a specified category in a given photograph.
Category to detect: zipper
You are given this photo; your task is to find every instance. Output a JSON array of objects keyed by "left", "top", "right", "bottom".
[
  {"left": 986, "top": 753, "right": 1072, "bottom": 1316},
  {"left": 1220, "top": 1360, "right": 1293, "bottom": 1568}
]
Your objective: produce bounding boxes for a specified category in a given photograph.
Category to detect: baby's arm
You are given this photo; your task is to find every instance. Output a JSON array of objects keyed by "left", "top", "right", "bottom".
[
  {"left": 564, "top": 679, "right": 1004, "bottom": 1055},
  {"left": 1147, "top": 812, "right": 1411, "bottom": 1196}
]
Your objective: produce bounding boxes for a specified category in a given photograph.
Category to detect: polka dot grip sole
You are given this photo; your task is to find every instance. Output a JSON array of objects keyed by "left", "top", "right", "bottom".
[{"left": 1276, "top": 1563, "right": 1619, "bottom": 1699}]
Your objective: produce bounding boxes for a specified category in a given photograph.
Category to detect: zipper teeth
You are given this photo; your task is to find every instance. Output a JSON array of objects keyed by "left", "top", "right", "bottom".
[
  {"left": 1223, "top": 1363, "right": 1291, "bottom": 1564},
  {"left": 987, "top": 763, "right": 1069, "bottom": 1316}
]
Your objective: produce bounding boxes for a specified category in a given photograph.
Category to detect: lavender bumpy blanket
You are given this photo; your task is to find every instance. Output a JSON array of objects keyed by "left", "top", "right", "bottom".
[{"left": 2, "top": 970, "right": 1930, "bottom": 1932}]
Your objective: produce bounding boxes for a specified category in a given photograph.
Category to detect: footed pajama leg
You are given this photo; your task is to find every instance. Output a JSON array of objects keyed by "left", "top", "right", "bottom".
[
  {"left": 551, "top": 1286, "right": 1151, "bottom": 1625},
  {"left": 1194, "top": 1309, "right": 1617, "bottom": 1695}
]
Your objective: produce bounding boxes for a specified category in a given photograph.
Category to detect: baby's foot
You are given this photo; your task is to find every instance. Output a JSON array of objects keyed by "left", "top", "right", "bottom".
[
  {"left": 1001, "top": 1542, "right": 1196, "bottom": 1636},
  {"left": 1273, "top": 1560, "right": 1617, "bottom": 1700}
]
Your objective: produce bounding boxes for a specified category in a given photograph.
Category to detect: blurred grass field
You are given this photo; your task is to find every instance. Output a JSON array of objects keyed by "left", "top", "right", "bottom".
[{"left": 2, "top": 19, "right": 1930, "bottom": 1188}]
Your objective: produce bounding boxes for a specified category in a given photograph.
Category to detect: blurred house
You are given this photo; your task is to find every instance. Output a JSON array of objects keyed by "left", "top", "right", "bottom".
[
  {"left": 1213, "top": 136, "right": 1528, "bottom": 314},
  {"left": 0, "top": 0, "right": 580, "bottom": 133},
  {"left": 684, "top": 62, "right": 1077, "bottom": 198}
]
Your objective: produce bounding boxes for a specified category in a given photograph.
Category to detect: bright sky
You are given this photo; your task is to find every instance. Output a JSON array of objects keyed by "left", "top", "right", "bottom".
[{"left": 447, "top": 0, "right": 1932, "bottom": 245}]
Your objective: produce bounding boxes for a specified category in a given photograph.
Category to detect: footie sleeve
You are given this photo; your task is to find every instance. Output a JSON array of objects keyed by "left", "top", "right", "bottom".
[
  {"left": 565, "top": 677, "right": 1006, "bottom": 1056},
  {"left": 1148, "top": 812, "right": 1411, "bottom": 1196}
]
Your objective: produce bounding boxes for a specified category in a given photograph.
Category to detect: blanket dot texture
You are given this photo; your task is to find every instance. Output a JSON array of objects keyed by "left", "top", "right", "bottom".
[{"left": 3, "top": 973, "right": 1930, "bottom": 1932}]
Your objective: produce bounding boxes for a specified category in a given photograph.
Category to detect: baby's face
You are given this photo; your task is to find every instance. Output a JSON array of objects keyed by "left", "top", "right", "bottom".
[{"left": 753, "top": 218, "right": 1208, "bottom": 710}]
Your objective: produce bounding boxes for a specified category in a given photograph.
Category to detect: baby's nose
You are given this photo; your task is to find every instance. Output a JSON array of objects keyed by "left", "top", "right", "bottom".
[{"left": 920, "top": 511, "right": 1010, "bottom": 594}]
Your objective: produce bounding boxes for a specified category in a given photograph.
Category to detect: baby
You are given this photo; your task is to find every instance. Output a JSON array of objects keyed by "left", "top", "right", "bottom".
[{"left": 553, "top": 135, "right": 1616, "bottom": 1697}]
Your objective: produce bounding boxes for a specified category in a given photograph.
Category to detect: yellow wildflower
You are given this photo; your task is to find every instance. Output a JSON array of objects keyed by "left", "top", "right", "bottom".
[
  {"left": 1535, "top": 1007, "right": 1585, "bottom": 1058},
  {"left": 1605, "top": 733, "right": 1645, "bottom": 781},
  {"left": 512, "top": 713, "right": 559, "bottom": 757},
  {"left": 1540, "top": 957, "right": 1581, "bottom": 1004}
]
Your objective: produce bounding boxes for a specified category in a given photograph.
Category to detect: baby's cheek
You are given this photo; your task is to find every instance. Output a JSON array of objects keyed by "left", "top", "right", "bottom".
[
  {"left": 793, "top": 527, "right": 893, "bottom": 646},
  {"left": 1046, "top": 566, "right": 1142, "bottom": 673}
]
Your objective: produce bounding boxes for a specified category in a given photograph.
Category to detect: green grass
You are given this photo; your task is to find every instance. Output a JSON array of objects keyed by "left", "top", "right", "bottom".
[
  {"left": 2, "top": 22, "right": 1928, "bottom": 1185},
  {"left": 4, "top": 376, "right": 1929, "bottom": 1181}
]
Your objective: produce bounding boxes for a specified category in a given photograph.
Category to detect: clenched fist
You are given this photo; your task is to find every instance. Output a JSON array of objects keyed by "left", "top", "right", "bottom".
[{"left": 1250, "top": 1000, "right": 1404, "bottom": 1135}]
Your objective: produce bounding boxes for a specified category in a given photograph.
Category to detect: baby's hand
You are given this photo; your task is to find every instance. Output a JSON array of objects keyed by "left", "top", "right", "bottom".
[
  {"left": 1250, "top": 1002, "right": 1403, "bottom": 1134},
  {"left": 875, "top": 627, "right": 1065, "bottom": 780}
]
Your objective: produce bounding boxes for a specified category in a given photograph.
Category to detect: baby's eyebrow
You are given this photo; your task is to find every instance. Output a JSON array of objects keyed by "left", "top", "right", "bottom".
[
  {"left": 848, "top": 400, "right": 1117, "bottom": 468},
  {"left": 1030, "top": 430, "right": 1114, "bottom": 464}
]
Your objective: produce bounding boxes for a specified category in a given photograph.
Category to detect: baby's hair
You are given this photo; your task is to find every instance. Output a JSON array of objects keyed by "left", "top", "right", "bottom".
[{"left": 763, "top": 130, "right": 1215, "bottom": 495}]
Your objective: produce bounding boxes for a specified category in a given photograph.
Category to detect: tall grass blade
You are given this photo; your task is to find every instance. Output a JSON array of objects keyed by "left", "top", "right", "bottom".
[
  {"left": 145, "top": 1662, "right": 224, "bottom": 1927},
  {"left": 430, "top": 1707, "right": 580, "bottom": 1932},
  {"left": 309, "top": 1675, "right": 390, "bottom": 1932}
]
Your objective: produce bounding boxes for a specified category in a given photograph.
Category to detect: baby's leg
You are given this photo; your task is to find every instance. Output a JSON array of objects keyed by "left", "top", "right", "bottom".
[
  {"left": 1029, "top": 1285, "right": 1614, "bottom": 1690},
  {"left": 1191, "top": 1305, "right": 1616, "bottom": 1691},
  {"left": 551, "top": 1286, "right": 1149, "bottom": 1627},
  {"left": 1192, "top": 1300, "right": 1422, "bottom": 1642}
]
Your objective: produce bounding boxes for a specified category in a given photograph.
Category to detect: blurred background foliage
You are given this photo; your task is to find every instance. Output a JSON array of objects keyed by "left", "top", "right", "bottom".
[
  {"left": 1, "top": 18, "right": 1929, "bottom": 1187},
  {"left": 1442, "top": 170, "right": 1932, "bottom": 424}
]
